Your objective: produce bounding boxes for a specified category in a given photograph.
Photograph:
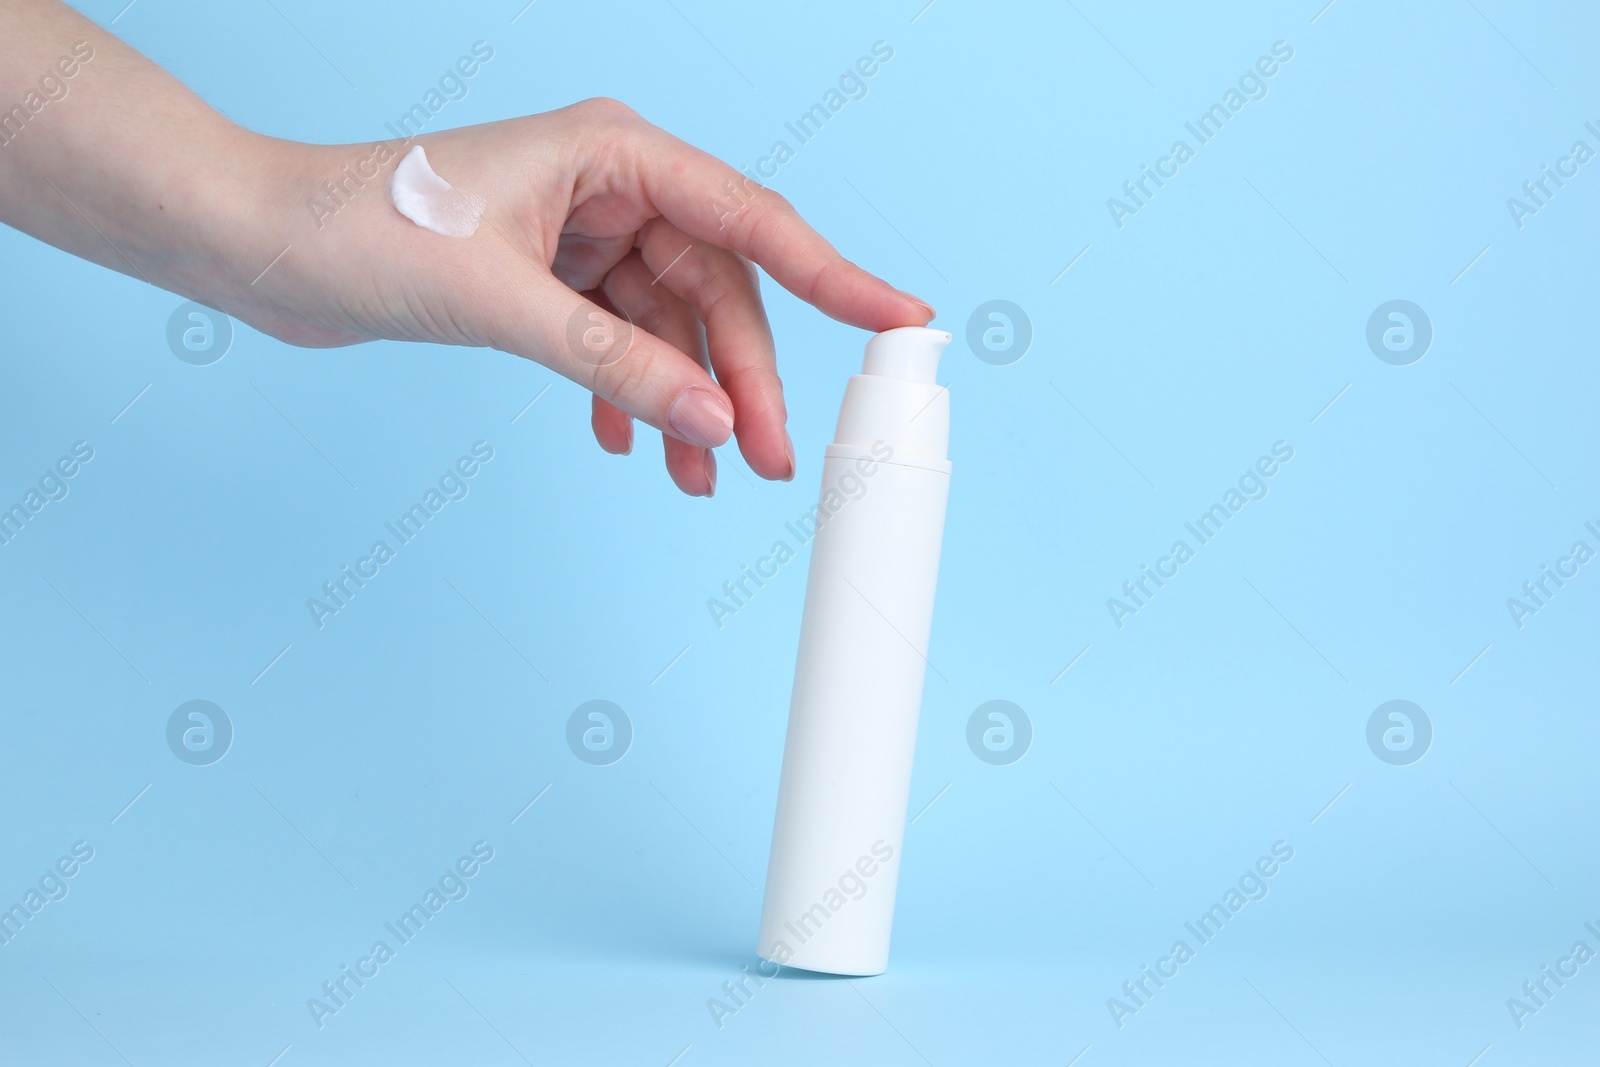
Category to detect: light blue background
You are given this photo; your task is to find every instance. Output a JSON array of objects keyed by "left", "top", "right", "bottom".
[{"left": 2, "top": 1, "right": 1596, "bottom": 1064}]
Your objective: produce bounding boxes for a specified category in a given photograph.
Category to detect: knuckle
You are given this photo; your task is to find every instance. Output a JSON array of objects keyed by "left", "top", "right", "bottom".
[
  {"left": 633, "top": 300, "right": 678, "bottom": 339},
  {"left": 737, "top": 188, "right": 796, "bottom": 245},
  {"left": 597, "top": 338, "right": 659, "bottom": 406},
  {"left": 577, "top": 96, "right": 639, "bottom": 124},
  {"left": 802, "top": 255, "right": 840, "bottom": 306},
  {"left": 717, "top": 361, "right": 772, "bottom": 396},
  {"left": 699, "top": 274, "right": 745, "bottom": 324},
  {"left": 741, "top": 184, "right": 790, "bottom": 214}
]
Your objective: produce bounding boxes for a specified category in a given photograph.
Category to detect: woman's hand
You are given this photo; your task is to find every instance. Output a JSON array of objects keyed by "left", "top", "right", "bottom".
[
  {"left": 2, "top": 1, "right": 933, "bottom": 496},
  {"left": 216, "top": 100, "right": 934, "bottom": 496}
]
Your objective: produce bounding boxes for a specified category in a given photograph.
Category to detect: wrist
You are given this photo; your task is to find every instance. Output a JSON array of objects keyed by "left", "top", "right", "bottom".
[
  {"left": 180, "top": 129, "right": 367, "bottom": 344},
  {"left": 171, "top": 126, "right": 315, "bottom": 311}
]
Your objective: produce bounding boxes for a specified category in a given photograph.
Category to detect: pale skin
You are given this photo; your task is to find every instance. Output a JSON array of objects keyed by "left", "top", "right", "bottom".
[{"left": 0, "top": 0, "right": 934, "bottom": 496}]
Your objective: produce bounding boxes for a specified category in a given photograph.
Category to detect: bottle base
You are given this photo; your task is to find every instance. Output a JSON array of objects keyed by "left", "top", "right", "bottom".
[{"left": 756, "top": 949, "right": 888, "bottom": 978}]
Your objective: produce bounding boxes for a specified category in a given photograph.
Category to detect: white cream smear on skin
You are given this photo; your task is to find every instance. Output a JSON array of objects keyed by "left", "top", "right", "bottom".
[{"left": 388, "top": 145, "right": 485, "bottom": 238}]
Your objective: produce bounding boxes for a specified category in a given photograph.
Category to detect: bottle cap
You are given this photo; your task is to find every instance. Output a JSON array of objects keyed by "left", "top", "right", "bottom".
[{"left": 831, "top": 326, "right": 952, "bottom": 472}]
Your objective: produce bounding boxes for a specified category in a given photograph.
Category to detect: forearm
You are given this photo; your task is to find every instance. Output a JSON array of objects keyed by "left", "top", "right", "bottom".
[{"left": 0, "top": 0, "right": 277, "bottom": 306}]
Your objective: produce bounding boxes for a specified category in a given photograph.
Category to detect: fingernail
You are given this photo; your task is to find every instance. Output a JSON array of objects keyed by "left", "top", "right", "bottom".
[
  {"left": 703, "top": 450, "right": 718, "bottom": 497},
  {"left": 621, "top": 421, "right": 634, "bottom": 456},
  {"left": 668, "top": 387, "right": 734, "bottom": 448},
  {"left": 899, "top": 291, "right": 936, "bottom": 320},
  {"left": 782, "top": 433, "right": 796, "bottom": 481}
]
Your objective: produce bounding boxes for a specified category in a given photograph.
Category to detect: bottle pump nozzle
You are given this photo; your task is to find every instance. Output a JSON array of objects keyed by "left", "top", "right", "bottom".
[{"left": 860, "top": 326, "right": 953, "bottom": 383}]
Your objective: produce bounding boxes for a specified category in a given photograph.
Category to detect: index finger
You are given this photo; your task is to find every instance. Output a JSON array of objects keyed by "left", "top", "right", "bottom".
[{"left": 629, "top": 127, "right": 936, "bottom": 332}]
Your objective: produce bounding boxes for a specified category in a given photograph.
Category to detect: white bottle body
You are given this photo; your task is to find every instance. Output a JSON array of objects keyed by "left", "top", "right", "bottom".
[{"left": 757, "top": 328, "right": 952, "bottom": 976}]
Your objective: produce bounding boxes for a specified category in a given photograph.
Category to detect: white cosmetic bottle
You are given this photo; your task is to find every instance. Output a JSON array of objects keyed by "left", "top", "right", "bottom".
[{"left": 757, "top": 326, "right": 953, "bottom": 976}]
